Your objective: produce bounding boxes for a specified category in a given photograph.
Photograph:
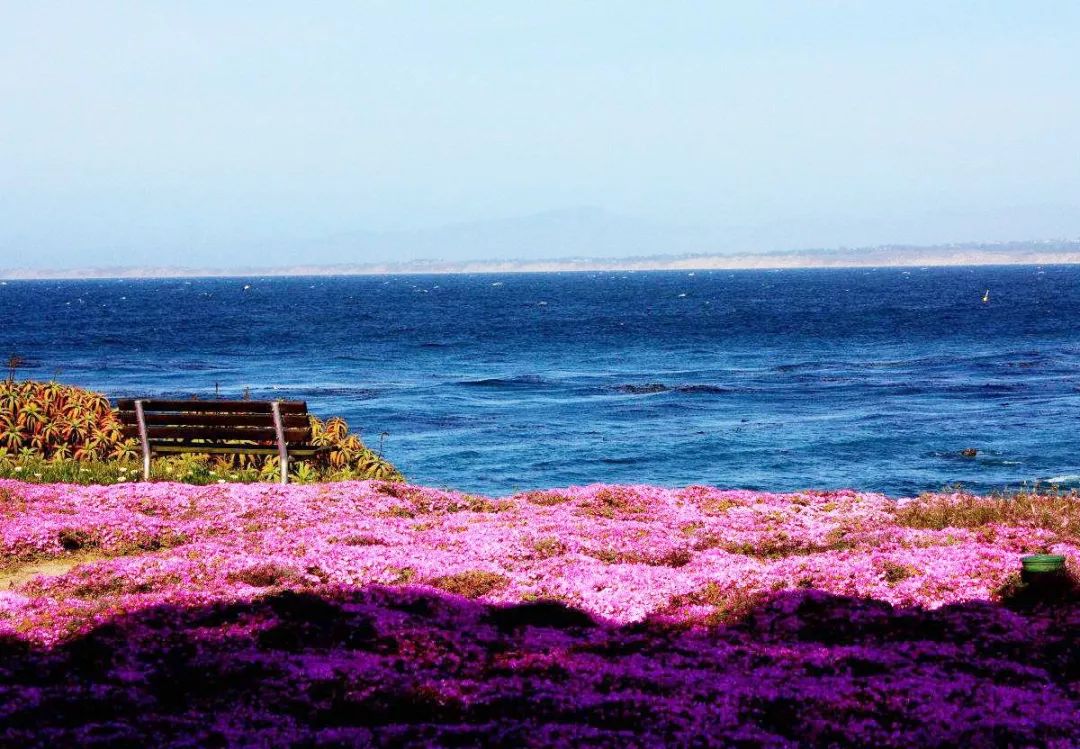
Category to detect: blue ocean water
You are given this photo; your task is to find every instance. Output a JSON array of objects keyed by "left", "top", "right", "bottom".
[{"left": 2, "top": 266, "right": 1079, "bottom": 496}]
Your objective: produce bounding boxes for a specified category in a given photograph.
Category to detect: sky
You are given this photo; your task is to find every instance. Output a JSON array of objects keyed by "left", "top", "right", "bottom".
[{"left": 2, "top": 1, "right": 1080, "bottom": 268}]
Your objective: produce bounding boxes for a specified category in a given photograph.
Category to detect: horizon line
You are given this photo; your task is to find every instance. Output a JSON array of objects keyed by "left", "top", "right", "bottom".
[
  {"left": 5, "top": 259, "right": 1080, "bottom": 282},
  {"left": 3, "top": 239, "right": 1080, "bottom": 280}
]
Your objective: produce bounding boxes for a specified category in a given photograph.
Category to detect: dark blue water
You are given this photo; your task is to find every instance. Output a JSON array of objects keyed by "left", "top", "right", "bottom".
[{"left": 2, "top": 266, "right": 1079, "bottom": 496}]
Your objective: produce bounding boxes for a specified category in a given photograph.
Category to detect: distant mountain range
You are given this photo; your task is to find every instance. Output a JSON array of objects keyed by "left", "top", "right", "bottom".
[
  {"left": 3, "top": 239, "right": 1079, "bottom": 279},
  {"left": 6, "top": 202, "right": 1080, "bottom": 275}
]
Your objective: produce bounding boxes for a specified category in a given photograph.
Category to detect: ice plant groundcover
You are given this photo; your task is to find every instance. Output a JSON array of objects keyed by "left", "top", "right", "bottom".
[{"left": 1, "top": 479, "right": 1077, "bottom": 747}]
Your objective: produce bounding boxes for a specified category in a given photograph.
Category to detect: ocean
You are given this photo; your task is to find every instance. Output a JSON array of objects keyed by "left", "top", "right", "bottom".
[{"left": 2, "top": 265, "right": 1078, "bottom": 496}]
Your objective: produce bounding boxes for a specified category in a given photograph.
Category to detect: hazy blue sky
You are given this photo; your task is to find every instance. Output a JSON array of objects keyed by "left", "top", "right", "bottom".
[{"left": 2, "top": 2, "right": 1079, "bottom": 267}]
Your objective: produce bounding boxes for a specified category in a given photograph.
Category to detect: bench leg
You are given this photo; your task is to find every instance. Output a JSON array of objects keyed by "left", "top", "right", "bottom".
[
  {"left": 271, "top": 401, "right": 290, "bottom": 485},
  {"left": 134, "top": 399, "right": 151, "bottom": 481}
]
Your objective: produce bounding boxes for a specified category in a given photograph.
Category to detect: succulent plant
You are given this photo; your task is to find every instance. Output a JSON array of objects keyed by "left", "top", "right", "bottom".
[{"left": 0, "top": 380, "right": 120, "bottom": 461}]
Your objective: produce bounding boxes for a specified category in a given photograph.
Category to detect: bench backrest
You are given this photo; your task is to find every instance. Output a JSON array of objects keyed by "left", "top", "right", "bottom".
[{"left": 116, "top": 399, "right": 313, "bottom": 445}]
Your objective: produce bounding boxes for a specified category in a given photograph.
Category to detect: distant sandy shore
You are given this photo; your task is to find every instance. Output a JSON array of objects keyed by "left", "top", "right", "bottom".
[{"left": 3, "top": 248, "right": 1079, "bottom": 280}]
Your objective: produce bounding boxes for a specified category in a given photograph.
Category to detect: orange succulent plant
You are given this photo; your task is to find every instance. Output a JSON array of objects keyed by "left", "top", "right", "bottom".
[{"left": 0, "top": 380, "right": 123, "bottom": 460}]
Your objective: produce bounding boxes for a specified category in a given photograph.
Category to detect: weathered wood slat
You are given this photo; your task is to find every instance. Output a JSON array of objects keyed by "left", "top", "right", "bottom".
[
  {"left": 115, "top": 399, "right": 307, "bottom": 414},
  {"left": 117, "top": 411, "right": 309, "bottom": 428},
  {"left": 150, "top": 444, "right": 330, "bottom": 456},
  {"left": 121, "top": 426, "right": 312, "bottom": 442}
]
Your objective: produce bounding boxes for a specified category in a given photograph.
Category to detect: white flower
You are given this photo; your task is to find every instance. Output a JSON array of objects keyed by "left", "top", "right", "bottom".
[
  {"left": 118, "top": 467, "right": 127, "bottom": 473},
  {"left": 13, "top": 466, "right": 23, "bottom": 472}
]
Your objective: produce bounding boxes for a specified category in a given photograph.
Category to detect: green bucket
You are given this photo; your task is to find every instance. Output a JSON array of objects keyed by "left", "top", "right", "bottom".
[
  {"left": 1020, "top": 554, "right": 1067, "bottom": 586},
  {"left": 1021, "top": 554, "right": 1066, "bottom": 573}
]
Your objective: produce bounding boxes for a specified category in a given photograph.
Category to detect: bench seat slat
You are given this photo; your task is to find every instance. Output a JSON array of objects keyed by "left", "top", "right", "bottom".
[
  {"left": 122, "top": 425, "right": 313, "bottom": 442},
  {"left": 117, "top": 411, "right": 310, "bottom": 428},
  {"left": 116, "top": 399, "right": 307, "bottom": 414},
  {"left": 150, "top": 444, "right": 331, "bottom": 457}
]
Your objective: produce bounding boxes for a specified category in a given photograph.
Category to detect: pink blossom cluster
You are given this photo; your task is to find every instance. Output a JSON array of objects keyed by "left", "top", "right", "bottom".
[{"left": 1, "top": 479, "right": 1077, "bottom": 746}]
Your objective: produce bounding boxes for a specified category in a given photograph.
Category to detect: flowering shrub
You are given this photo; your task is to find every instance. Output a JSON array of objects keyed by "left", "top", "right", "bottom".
[{"left": 0, "top": 480, "right": 1077, "bottom": 745}]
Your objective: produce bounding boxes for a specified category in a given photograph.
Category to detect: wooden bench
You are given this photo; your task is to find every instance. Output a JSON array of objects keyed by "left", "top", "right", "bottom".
[{"left": 116, "top": 399, "right": 329, "bottom": 484}]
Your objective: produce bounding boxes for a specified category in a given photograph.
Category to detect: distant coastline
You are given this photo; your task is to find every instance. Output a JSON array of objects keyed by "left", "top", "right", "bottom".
[{"left": 3, "top": 239, "right": 1079, "bottom": 280}]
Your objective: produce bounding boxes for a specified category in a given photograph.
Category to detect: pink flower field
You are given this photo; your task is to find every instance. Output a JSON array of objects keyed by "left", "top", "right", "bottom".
[{"left": 1, "top": 479, "right": 1078, "bottom": 747}]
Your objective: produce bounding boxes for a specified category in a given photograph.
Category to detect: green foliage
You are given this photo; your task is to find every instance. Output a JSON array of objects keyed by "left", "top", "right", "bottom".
[
  {"left": 428, "top": 570, "right": 510, "bottom": 598},
  {"left": 0, "top": 453, "right": 139, "bottom": 485},
  {"left": 532, "top": 536, "right": 568, "bottom": 559},
  {"left": 0, "top": 450, "right": 405, "bottom": 487},
  {"left": 519, "top": 490, "right": 572, "bottom": 506},
  {"left": 665, "top": 582, "right": 766, "bottom": 625},
  {"left": 881, "top": 561, "right": 920, "bottom": 584},
  {"left": 894, "top": 489, "right": 1080, "bottom": 543},
  {"left": 290, "top": 462, "right": 319, "bottom": 484}
]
